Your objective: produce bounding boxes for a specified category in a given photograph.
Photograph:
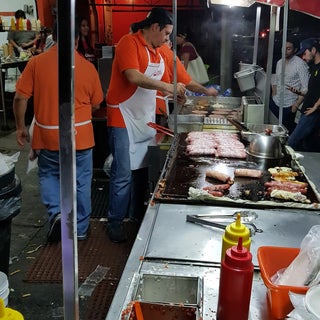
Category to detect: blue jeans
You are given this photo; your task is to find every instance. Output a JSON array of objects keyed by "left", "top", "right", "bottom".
[
  {"left": 37, "top": 149, "right": 93, "bottom": 235},
  {"left": 107, "top": 127, "right": 131, "bottom": 223},
  {"left": 288, "top": 111, "right": 320, "bottom": 151}
]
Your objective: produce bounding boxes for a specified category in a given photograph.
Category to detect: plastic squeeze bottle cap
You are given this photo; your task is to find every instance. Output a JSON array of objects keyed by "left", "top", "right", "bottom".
[
  {"left": 0, "top": 298, "right": 24, "bottom": 320},
  {"left": 221, "top": 213, "right": 251, "bottom": 260},
  {"left": 225, "top": 237, "right": 253, "bottom": 269}
]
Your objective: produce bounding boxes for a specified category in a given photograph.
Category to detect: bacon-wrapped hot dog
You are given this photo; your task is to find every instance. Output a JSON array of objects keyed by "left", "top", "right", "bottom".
[{"left": 206, "top": 170, "right": 234, "bottom": 184}]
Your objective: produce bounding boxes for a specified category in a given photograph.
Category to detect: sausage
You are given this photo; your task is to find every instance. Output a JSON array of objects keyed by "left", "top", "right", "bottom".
[
  {"left": 265, "top": 180, "right": 308, "bottom": 189},
  {"left": 234, "top": 168, "right": 262, "bottom": 178},
  {"left": 267, "top": 186, "right": 307, "bottom": 194},
  {"left": 206, "top": 169, "right": 234, "bottom": 184},
  {"left": 203, "top": 184, "right": 231, "bottom": 191},
  {"left": 204, "top": 190, "right": 224, "bottom": 197}
]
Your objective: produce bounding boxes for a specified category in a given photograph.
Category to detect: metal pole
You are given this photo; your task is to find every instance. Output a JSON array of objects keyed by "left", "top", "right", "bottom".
[
  {"left": 264, "top": 6, "right": 277, "bottom": 123},
  {"left": 172, "top": 0, "right": 178, "bottom": 134},
  {"left": 279, "top": 0, "right": 289, "bottom": 126},
  {"left": 57, "top": 0, "right": 79, "bottom": 319},
  {"left": 0, "top": 67, "right": 7, "bottom": 128},
  {"left": 253, "top": 6, "right": 261, "bottom": 65}
]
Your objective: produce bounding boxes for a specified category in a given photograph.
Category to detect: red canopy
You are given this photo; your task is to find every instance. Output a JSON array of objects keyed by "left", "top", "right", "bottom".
[
  {"left": 290, "top": 0, "right": 320, "bottom": 18},
  {"left": 256, "top": 0, "right": 320, "bottom": 18}
]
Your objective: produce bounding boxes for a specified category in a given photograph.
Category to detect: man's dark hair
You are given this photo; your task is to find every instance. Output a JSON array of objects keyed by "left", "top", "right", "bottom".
[
  {"left": 52, "top": 19, "right": 79, "bottom": 42},
  {"left": 15, "top": 10, "right": 26, "bottom": 20},
  {"left": 134, "top": 7, "right": 173, "bottom": 31},
  {"left": 287, "top": 35, "right": 300, "bottom": 51}
]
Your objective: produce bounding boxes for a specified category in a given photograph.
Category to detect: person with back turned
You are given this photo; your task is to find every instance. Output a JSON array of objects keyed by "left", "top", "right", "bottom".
[
  {"left": 106, "top": 7, "right": 186, "bottom": 243},
  {"left": 12, "top": 21, "right": 104, "bottom": 242}
]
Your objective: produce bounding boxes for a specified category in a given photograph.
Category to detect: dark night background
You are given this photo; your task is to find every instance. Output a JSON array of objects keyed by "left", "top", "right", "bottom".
[{"left": 177, "top": 3, "right": 320, "bottom": 85}]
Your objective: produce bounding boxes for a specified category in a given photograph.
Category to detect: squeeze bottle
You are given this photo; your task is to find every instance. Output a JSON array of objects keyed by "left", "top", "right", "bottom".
[
  {"left": 216, "top": 237, "right": 254, "bottom": 320},
  {"left": 221, "top": 212, "right": 251, "bottom": 260},
  {"left": 0, "top": 298, "right": 24, "bottom": 320}
]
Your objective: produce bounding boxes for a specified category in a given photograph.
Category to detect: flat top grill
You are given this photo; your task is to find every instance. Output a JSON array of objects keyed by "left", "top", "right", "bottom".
[{"left": 154, "top": 133, "right": 320, "bottom": 210}]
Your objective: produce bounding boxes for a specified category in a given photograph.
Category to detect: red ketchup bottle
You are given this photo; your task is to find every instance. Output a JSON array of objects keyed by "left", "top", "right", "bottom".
[{"left": 216, "top": 237, "right": 254, "bottom": 320}]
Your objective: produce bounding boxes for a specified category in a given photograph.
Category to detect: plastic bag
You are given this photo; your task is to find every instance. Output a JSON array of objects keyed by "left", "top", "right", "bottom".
[
  {"left": 273, "top": 225, "right": 320, "bottom": 287},
  {"left": 287, "top": 292, "right": 319, "bottom": 320},
  {"left": 0, "top": 152, "right": 20, "bottom": 175},
  {"left": 103, "top": 154, "right": 113, "bottom": 177}
]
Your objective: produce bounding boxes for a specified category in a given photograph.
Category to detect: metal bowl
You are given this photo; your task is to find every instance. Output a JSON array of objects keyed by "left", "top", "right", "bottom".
[{"left": 246, "top": 134, "right": 284, "bottom": 159}]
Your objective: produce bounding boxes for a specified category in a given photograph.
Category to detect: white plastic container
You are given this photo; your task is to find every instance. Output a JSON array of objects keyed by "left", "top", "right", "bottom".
[{"left": 0, "top": 271, "right": 9, "bottom": 306}]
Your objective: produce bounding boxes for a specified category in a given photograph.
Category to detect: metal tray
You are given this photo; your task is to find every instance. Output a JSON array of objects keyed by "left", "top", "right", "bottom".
[{"left": 153, "top": 133, "right": 320, "bottom": 210}]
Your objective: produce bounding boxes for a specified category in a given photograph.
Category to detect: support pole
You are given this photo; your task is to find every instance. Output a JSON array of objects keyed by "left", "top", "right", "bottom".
[{"left": 57, "top": 0, "right": 79, "bottom": 319}]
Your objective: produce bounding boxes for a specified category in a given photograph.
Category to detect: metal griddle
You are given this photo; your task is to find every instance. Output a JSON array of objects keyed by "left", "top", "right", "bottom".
[{"left": 154, "top": 133, "right": 320, "bottom": 210}]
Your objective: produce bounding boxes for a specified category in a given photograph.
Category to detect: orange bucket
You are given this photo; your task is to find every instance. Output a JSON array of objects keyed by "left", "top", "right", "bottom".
[{"left": 257, "top": 246, "right": 309, "bottom": 319}]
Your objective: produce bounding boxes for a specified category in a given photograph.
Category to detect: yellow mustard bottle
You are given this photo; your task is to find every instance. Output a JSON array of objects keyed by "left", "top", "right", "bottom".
[
  {"left": 221, "top": 213, "right": 251, "bottom": 261},
  {"left": 0, "top": 298, "right": 24, "bottom": 320},
  {"left": 10, "top": 18, "right": 15, "bottom": 30}
]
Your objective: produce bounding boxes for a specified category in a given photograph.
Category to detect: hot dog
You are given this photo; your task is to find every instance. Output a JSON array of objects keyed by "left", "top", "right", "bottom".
[
  {"left": 206, "top": 170, "right": 234, "bottom": 184},
  {"left": 234, "top": 168, "right": 262, "bottom": 178}
]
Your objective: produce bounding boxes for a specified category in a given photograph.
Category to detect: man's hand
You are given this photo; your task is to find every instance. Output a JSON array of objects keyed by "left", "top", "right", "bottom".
[
  {"left": 304, "top": 105, "right": 318, "bottom": 116},
  {"left": 206, "top": 87, "right": 219, "bottom": 96},
  {"left": 16, "top": 127, "right": 30, "bottom": 147}
]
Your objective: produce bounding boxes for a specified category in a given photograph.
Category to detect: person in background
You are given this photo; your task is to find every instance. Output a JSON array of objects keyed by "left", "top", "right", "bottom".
[
  {"left": 176, "top": 31, "right": 209, "bottom": 84},
  {"left": 44, "top": 27, "right": 55, "bottom": 51},
  {"left": 7, "top": 10, "right": 36, "bottom": 57},
  {"left": 156, "top": 40, "right": 218, "bottom": 126},
  {"left": 288, "top": 38, "right": 320, "bottom": 152},
  {"left": 270, "top": 35, "right": 310, "bottom": 135},
  {"left": 77, "top": 17, "right": 97, "bottom": 67},
  {"left": 31, "top": 27, "right": 49, "bottom": 55},
  {"left": 106, "top": 7, "right": 186, "bottom": 243},
  {"left": 12, "top": 21, "right": 104, "bottom": 242},
  {"left": 176, "top": 32, "right": 198, "bottom": 70}
]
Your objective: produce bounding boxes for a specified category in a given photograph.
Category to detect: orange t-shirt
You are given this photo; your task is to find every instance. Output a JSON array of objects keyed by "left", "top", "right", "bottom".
[
  {"left": 106, "top": 31, "right": 164, "bottom": 128},
  {"left": 16, "top": 45, "right": 103, "bottom": 151},
  {"left": 156, "top": 45, "right": 192, "bottom": 115}
]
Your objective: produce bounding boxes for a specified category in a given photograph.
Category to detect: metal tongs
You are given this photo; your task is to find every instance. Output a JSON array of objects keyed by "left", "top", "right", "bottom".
[
  {"left": 186, "top": 211, "right": 263, "bottom": 236},
  {"left": 147, "top": 122, "right": 174, "bottom": 137}
]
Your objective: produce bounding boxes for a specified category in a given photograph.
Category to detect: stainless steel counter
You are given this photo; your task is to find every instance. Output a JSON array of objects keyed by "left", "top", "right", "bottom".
[{"left": 106, "top": 152, "right": 320, "bottom": 320}]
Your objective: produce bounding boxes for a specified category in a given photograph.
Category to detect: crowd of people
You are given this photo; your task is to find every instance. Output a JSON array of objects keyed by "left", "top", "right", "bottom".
[
  {"left": 11, "top": 7, "right": 320, "bottom": 245},
  {"left": 270, "top": 35, "right": 320, "bottom": 152}
]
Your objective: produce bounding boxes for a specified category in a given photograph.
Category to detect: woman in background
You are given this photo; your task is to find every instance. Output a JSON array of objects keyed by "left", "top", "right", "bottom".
[{"left": 77, "top": 17, "right": 96, "bottom": 67}]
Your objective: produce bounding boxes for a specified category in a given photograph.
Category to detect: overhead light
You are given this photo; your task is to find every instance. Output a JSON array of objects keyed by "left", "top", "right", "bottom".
[{"left": 209, "top": 0, "right": 255, "bottom": 7}]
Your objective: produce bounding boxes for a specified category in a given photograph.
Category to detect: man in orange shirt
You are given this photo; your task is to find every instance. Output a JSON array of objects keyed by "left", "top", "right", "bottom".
[
  {"left": 13, "top": 23, "right": 103, "bottom": 242},
  {"left": 156, "top": 43, "right": 219, "bottom": 125},
  {"left": 106, "top": 7, "right": 186, "bottom": 242}
]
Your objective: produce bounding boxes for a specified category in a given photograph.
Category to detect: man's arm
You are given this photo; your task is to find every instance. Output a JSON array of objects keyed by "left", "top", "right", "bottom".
[
  {"left": 124, "top": 68, "right": 186, "bottom": 97},
  {"left": 13, "top": 92, "right": 29, "bottom": 147}
]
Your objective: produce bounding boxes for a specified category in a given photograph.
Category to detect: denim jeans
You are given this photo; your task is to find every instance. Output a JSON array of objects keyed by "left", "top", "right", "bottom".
[
  {"left": 37, "top": 149, "right": 92, "bottom": 235},
  {"left": 288, "top": 111, "right": 320, "bottom": 151},
  {"left": 107, "top": 127, "right": 131, "bottom": 223}
]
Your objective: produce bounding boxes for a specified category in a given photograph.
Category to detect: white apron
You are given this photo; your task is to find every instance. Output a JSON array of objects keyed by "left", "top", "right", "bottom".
[
  {"left": 119, "top": 47, "right": 165, "bottom": 170},
  {"left": 27, "top": 117, "right": 91, "bottom": 173}
]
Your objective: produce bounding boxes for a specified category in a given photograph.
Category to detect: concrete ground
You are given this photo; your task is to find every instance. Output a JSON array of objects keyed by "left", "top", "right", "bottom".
[
  {"left": 0, "top": 122, "right": 66, "bottom": 319},
  {"left": 0, "top": 109, "right": 112, "bottom": 319}
]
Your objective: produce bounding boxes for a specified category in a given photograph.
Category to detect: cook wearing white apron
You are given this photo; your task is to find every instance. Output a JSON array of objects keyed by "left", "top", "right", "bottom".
[{"left": 118, "top": 47, "right": 165, "bottom": 170}]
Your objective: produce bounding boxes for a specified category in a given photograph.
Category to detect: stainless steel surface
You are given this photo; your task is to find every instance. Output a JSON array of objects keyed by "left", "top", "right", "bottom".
[
  {"left": 247, "top": 134, "right": 283, "bottom": 159},
  {"left": 241, "top": 123, "right": 288, "bottom": 144},
  {"left": 145, "top": 204, "right": 319, "bottom": 267},
  {"left": 106, "top": 152, "right": 320, "bottom": 320},
  {"left": 116, "top": 262, "right": 270, "bottom": 320},
  {"left": 133, "top": 274, "right": 200, "bottom": 305}
]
